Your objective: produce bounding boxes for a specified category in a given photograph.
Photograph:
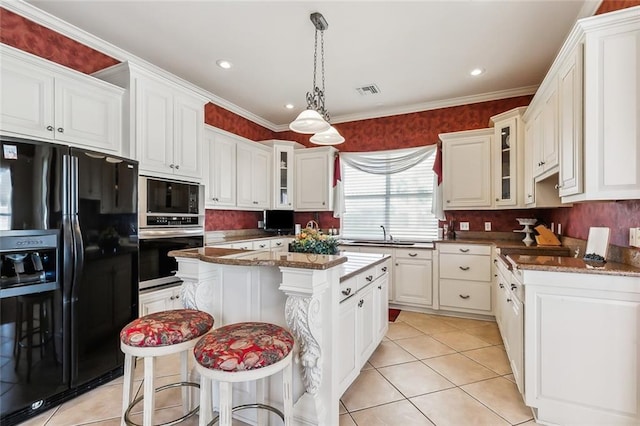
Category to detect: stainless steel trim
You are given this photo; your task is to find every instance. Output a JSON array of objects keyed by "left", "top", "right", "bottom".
[{"left": 139, "top": 228, "right": 204, "bottom": 239}]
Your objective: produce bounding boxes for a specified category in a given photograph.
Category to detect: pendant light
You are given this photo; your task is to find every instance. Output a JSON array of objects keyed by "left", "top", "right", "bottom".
[{"left": 289, "top": 12, "right": 344, "bottom": 145}]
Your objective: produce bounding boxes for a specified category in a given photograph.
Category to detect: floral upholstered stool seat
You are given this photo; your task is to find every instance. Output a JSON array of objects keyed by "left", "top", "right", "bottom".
[
  {"left": 120, "top": 309, "right": 214, "bottom": 426},
  {"left": 193, "top": 322, "right": 294, "bottom": 426}
]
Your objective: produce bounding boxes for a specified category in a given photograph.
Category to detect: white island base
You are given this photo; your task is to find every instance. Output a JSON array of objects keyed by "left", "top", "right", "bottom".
[{"left": 173, "top": 249, "right": 391, "bottom": 426}]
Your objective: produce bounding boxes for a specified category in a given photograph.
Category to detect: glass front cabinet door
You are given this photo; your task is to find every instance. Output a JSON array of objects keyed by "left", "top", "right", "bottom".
[
  {"left": 274, "top": 144, "right": 294, "bottom": 209},
  {"left": 491, "top": 107, "right": 526, "bottom": 208}
]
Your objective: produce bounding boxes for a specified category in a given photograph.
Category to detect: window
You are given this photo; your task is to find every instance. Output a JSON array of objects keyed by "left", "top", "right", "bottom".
[{"left": 341, "top": 150, "right": 438, "bottom": 241}]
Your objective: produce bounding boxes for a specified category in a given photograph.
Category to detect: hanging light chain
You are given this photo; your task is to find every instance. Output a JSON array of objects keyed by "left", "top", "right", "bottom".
[{"left": 304, "top": 24, "right": 329, "bottom": 122}]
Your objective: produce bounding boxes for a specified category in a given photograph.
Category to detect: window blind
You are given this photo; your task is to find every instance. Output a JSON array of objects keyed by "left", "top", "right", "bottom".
[{"left": 342, "top": 150, "right": 439, "bottom": 241}]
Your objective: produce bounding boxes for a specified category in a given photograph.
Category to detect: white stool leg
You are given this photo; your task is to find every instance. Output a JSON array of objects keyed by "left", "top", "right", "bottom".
[
  {"left": 143, "top": 356, "right": 155, "bottom": 426},
  {"left": 256, "top": 378, "right": 267, "bottom": 425},
  {"left": 198, "top": 375, "right": 212, "bottom": 426},
  {"left": 283, "top": 357, "right": 293, "bottom": 426},
  {"left": 121, "top": 353, "right": 134, "bottom": 426},
  {"left": 218, "top": 381, "right": 233, "bottom": 426},
  {"left": 180, "top": 350, "right": 189, "bottom": 414}
]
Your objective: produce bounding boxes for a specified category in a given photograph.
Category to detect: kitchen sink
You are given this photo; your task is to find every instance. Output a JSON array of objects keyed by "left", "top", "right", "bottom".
[{"left": 348, "top": 240, "right": 416, "bottom": 246}]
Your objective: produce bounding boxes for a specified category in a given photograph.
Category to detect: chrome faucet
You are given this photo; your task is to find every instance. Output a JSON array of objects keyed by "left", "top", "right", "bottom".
[{"left": 380, "top": 225, "right": 387, "bottom": 241}]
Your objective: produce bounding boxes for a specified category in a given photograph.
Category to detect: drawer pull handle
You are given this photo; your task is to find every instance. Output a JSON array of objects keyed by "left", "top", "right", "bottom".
[
  {"left": 459, "top": 248, "right": 470, "bottom": 253},
  {"left": 381, "top": 266, "right": 387, "bottom": 272},
  {"left": 507, "top": 298, "right": 512, "bottom": 303},
  {"left": 459, "top": 266, "right": 470, "bottom": 271},
  {"left": 377, "top": 285, "right": 382, "bottom": 290},
  {"left": 499, "top": 283, "right": 504, "bottom": 289},
  {"left": 510, "top": 283, "right": 517, "bottom": 291},
  {"left": 276, "top": 242, "right": 282, "bottom": 246},
  {"left": 358, "top": 299, "right": 364, "bottom": 308},
  {"left": 341, "top": 288, "right": 352, "bottom": 296},
  {"left": 459, "top": 294, "right": 470, "bottom": 299},
  {"left": 366, "top": 275, "right": 373, "bottom": 282},
  {"left": 408, "top": 253, "right": 418, "bottom": 257}
]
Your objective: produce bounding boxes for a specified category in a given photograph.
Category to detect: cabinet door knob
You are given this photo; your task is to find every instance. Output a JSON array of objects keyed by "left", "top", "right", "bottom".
[
  {"left": 395, "top": 263, "right": 399, "bottom": 266},
  {"left": 170, "top": 296, "right": 175, "bottom": 300},
  {"left": 358, "top": 299, "right": 364, "bottom": 308},
  {"left": 528, "top": 194, "right": 533, "bottom": 198},
  {"left": 408, "top": 253, "right": 418, "bottom": 257},
  {"left": 377, "top": 285, "right": 382, "bottom": 290},
  {"left": 341, "top": 288, "right": 352, "bottom": 296},
  {"left": 499, "top": 283, "right": 504, "bottom": 288},
  {"left": 366, "top": 275, "right": 373, "bottom": 282},
  {"left": 496, "top": 198, "right": 499, "bottom": 202},
  {"left": 459, "top": 266, "right": 470, "bottom": 271},
  {"left": 170, "top": 164, "right": 175, "bottom": 168},
  {"left": 175, "top": 165, "right": 180, "bottom": 170},
  {"left": 57, "top": 127, "right": 64, "bottom": 133},
  {"left": 276, "top": 242, "right": 282, "bottom": 246},
  {"left": 507, "top": 298, "right": 512, "bottom": 303},
  {"left": 459, "top": 248, "right": 470, "bottom": 253},
  {"left": 511, "top": 283, "right": 517, "bottom": 291},
  {"left": 459, "top": 294, "right": 470, "bottom": 299},
  {"left": 381, "top": 267, "right": 387, "bottom": 272},
  {"left": 46, "top": 125, "right": 54, "bottom": 131},
  {"left": 322, "top": 202, "right": 325, "bottom": 205},
  {"left": 541, "top": 161, "right": 545, "bottom": 165},
  {"left": 446, "top": 200, "right": 450, "bottom": 203},
  {"left": 554, "top": 184, "right": 562, "bottom": 189}
]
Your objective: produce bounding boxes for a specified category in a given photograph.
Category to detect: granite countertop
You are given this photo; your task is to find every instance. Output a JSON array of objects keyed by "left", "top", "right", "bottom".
[
  {"left": 169, "top": 246, "right": 347, "bottom": 270},
  {"left": 339, "top": 240, "right": 435, "bottom": 249},
  {"left": 338, "top": 252, "right": 391, "bottom": 282},
  {"left": 437, "top": 238, "right": 572, "bottom": 256},
  {"left": 206, "top": 233, "right": 296, "bottom": 245},
  {"left": 506, "top": 254, "right": 640, "bottom": 277}
]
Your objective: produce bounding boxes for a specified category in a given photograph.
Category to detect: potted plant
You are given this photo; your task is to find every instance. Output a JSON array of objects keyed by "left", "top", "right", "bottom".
[{"left": 289, "top": 227, "right": 339, "bottom": 255}]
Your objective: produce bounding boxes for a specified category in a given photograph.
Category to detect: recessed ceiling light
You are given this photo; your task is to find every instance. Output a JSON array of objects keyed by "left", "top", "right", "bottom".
[
  {"left": 285, "top": 103, "right": 294, "bottom": 109},
  {"left": 470, "top": 68, "right": 485, "bottom": 76},
  {"left": 216, "top": 59, "right": 232, "bottom": 69}
]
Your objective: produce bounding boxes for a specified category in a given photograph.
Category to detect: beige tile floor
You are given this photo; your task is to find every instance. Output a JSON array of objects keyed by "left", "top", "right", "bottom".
[{"left": 20, "top": 311, "right": 538, "bottom": 425}]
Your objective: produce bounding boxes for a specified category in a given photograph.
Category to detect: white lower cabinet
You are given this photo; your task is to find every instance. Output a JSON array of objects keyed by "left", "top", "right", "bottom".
[
  {"left": 394, "top": 249, "right": 433, "bottom": 307},
  {"left": 139, "top": 286, "right": 182, "bottom": 316},
  {"left": 522, "top": 269, "right": 640, "bottom": 425},
  {"left": 438, "top": 243, "right": 492, "bottom": 315},
  {"left": 337, "top": 259, "right": 391, "bottom": 397}
]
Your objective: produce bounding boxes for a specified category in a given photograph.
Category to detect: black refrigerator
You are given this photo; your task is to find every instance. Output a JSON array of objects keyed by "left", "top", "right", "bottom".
[{"left": 0, "top": 137, "right": 139, "bottom": 425}]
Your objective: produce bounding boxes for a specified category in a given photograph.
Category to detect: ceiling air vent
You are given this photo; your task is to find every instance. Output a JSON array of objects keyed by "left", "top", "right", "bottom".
[{"left": 356, "top": 84, "right": 381, "bottom": 96}]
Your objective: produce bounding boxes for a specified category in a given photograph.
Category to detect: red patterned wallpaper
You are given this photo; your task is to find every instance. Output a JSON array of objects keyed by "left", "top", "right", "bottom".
[
  {"left": 538, "top": 200, "right": 640, "bottom": 248},
  {"left": 205, "top": 210, "right": 263, "bottom": 231},
  {"left": 278, "top": 96, "right": 533, "bottom": 152},
  {"left": 443, "top": 210, "right": 540, "bottom": 233},
  {"left": 204, "top": 102, "right": 275, "bottom": 141},
  {"left": 0, "top": 7, "right": 119, "bottom": 74},
  {"left": 596, "top": 0, "right": 640, "bottom": 14}
]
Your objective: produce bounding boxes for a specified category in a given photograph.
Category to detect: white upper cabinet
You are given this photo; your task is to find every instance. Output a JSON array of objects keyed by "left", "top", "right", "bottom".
[
  {"left": 557, "top": 43, "right": 584, "bottom": 197},
  {"left": 94, "top": 62, "right": 206, "bottom": 181},
  {"left": 440, "top": 128, "right": 493, "bottom": 209},
  {"left": 489, "top": 107, "right": 527, "bottom": 208},
  {"left": 1, "top": 45, "right": 123, "bottom": 154},
  {"left": 294, "top": 146, "right": 336, "bottom": 211},
  {"left": 578, "top": 13, "right": 640, "bottom": 201},
  {"left": 236, "top": 140, "right": 271, "bottom": 210},
  {"left": 525, "top": 8, "right": 640, "bottom": 203},
  {"left": 203, "top": 126, "right": 237, "bottom": 208},
  {"left": 258, "top": 140, "right": 304, "bottom": 210}
]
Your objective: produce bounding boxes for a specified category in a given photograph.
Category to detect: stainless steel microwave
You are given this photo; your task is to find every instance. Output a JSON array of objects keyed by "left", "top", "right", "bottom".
[{"left": 138, "top": 176, "right": 204, "bottom": 228}]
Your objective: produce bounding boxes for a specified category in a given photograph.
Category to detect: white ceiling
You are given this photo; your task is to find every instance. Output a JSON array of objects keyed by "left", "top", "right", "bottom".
[{"left": 23, "top": 0, "right": 599, "bottom": 130}]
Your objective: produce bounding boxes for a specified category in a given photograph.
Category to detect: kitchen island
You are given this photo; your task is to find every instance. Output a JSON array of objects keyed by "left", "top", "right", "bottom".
[{"left": 169, "top": 247, "right": 391, "bottom": 426}]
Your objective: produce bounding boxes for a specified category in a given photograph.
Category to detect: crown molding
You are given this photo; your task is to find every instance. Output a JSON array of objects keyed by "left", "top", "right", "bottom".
[
  {"left": 1, "top": 0, "right": 279, "bottom": 131},
  {"left": 272, "top": 85, "right": 538, "bottom": 131}
]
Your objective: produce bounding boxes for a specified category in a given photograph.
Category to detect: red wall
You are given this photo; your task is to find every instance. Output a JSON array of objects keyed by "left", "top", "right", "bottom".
[
  {"left": 0, "top": 8, "right": 119, "bottom": 73},
  {"left": 3, "top": 4, "right": 639, "bottom": 244}
]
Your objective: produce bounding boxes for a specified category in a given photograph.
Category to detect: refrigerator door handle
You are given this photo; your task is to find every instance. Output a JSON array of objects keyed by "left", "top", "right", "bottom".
[{"left": 62, "top": 154, "right": 71, "bottom": 216}]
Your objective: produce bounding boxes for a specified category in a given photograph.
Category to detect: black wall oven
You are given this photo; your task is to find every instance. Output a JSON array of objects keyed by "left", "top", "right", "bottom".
[{"left": 139, "top": 228, "right": 203, "bottom": 290}]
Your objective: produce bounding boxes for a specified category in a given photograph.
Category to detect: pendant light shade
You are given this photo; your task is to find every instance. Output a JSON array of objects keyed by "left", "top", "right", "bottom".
[
  {"left": 290, "top": 12, "right": 344, "bottom": 145},
  {"left": 309, "top": 126, "right": 345, "bottom": 145},
  {"left": 289, "top": 109, "right": 330, "bottom": 134}
]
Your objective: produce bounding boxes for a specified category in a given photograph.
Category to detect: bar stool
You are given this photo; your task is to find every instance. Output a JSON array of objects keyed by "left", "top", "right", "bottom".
[
  {"left": 194, "top": 322, "right": 294, "bottom": 426},
  {"left": 120, "top": 309, "right": 215, "bottom": 426}
]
